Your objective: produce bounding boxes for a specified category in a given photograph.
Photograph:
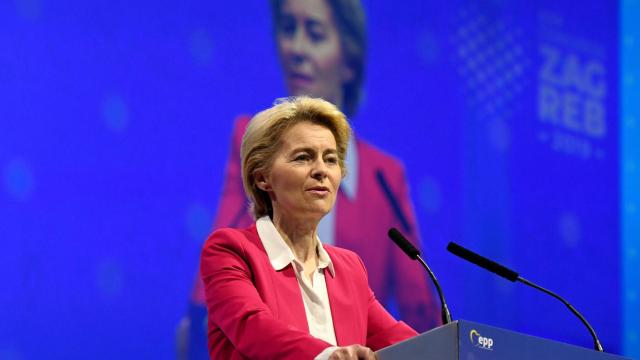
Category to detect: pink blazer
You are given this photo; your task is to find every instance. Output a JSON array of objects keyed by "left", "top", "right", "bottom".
[
  {"left": 194, "top": 116, "right": 439, "bottom": 332},
  {"left": 200, "top": 224, "right": 418, "bottom": 359}
]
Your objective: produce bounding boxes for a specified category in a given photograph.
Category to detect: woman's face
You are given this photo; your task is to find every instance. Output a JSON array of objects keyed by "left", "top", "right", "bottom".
[
  {"left": 257, "top": 121, "right": 341, "bottom": 222},
  {"left": 275, "top": 0, "right": 353, "bottom": 108}
]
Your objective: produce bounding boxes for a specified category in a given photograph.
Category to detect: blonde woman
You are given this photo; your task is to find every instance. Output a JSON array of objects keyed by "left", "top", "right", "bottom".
[{"left": 200, "top": 97, "right": 417, "bottom": 359}]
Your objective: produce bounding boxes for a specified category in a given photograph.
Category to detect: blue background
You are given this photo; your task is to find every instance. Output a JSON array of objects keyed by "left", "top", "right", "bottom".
[{"left": 1, "top": 0, "right": 638, "bottom": 359}]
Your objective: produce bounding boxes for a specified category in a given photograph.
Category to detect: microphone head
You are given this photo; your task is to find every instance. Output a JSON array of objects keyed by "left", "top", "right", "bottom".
[
  {"left": 447, "top": 242, "right": 519, "bottom": 282},
  {"left": 388, "top": 228, "right": 420, "bottom": 260}
]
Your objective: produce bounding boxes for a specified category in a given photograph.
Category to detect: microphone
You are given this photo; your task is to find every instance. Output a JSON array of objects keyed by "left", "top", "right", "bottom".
[
  {"left": 446, "top": 242, "right": 518, "bottom": 281},
  {"left": 446, "top": 242, "right": 604, "bottom": 352},
  {"left": 388, "top": 228, "right": 452, "bottom": 325}
]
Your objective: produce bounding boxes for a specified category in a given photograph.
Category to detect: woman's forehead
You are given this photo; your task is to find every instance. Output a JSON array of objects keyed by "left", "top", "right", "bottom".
[
  {"left": 279, "top": 0, "right": 334, "bottom": 24},
  {"left": 279, "top": 122, "right": 337, "bottom": 149}
]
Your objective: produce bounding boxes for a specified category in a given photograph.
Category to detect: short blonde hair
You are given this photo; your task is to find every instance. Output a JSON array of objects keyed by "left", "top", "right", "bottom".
[{"left": 241, "top": 96, "right": 352, "bottom": 219}]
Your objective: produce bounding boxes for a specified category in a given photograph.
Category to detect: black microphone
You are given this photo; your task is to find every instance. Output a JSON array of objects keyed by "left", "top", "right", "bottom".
[
  {"left": 447, "top": 242, "right": 519, "bottom": 281},
  {"left": 388, "top": 228, "right": 452, "bottom": 325},
  {"left": 446, "top": 242, "right": 604, "bottom": 352}
]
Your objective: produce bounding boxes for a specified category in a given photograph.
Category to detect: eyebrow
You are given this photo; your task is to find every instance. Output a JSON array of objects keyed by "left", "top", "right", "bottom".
[
  {"left": 290, "top": 147, "right": 338, "bottom": 155},
  {"left": 277, "top": 12, "right": 327, "bottom": 28}
]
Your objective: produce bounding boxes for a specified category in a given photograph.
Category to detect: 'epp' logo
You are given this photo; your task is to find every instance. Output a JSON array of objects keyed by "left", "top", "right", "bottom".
[{"left": 470, "top": 329, "right": 494, "bottom": 350}]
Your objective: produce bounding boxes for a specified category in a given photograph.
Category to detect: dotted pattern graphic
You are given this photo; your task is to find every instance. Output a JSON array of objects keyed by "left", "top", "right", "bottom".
[{"left": 453, "top": 9, "right": 530, "bottom": 124}]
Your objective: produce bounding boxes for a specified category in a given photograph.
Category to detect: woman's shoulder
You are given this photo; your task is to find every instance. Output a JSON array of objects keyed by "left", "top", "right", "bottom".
[
  {"left": 355, "top": 138, "right": 404, "bottom": 172},
  {"left": 203, "top": 224, "right": 260, "bottom": 251}
]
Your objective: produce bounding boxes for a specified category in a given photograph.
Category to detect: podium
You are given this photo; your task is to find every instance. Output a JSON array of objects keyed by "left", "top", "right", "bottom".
[{"left": 376, "top": 320, "right": 631, "bottom": 360}]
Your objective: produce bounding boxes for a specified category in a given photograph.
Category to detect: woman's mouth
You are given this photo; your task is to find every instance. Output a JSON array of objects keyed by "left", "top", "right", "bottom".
[
  {"left": 307, "top": 186, "right": 329, "bottom": 196},
  {"left": 288, "top": 72, "right": 314, "bottom": 90}
]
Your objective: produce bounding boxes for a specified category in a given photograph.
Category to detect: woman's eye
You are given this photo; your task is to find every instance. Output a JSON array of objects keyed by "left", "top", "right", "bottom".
[
  {"left": 294, "top": 154, "right": 310, "bottom": 161},
  {"left": 307, "top": 23, "right": 327, "bottom": 43},
  {"left": 325, "top": 157, "right": 338, "bottom": 164},
  {"left": 309, "top": 30, "right": 326, "bottom": 43}
]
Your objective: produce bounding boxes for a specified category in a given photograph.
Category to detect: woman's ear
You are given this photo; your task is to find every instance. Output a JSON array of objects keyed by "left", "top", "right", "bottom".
[{"left": 254, "top": 171, "right": 271, "bottom": 192}]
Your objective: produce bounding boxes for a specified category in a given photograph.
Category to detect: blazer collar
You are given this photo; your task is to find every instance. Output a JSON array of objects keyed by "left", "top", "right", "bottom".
[{"left": 256, "top": 216, "right": 335, "bottom": 277}]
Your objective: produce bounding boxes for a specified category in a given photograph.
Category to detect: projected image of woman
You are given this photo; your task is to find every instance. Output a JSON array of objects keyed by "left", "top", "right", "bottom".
[{"left": 181, "top": 0, "right": 440, "bottom": 358}]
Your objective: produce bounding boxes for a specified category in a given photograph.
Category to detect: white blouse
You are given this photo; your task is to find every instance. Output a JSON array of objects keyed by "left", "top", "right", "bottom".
[{"left": 256, "top": 216, "right": 339, "bottom": 359}]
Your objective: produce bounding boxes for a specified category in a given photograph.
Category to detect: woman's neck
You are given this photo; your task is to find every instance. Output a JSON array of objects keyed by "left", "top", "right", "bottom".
[{"left": 271, "top": 212, "right": 319, "bottom": 263}]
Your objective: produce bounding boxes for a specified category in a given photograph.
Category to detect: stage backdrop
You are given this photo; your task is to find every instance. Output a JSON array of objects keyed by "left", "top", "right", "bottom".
[{"left": 1, "top": 0, "right": 637, "bottom": 359}]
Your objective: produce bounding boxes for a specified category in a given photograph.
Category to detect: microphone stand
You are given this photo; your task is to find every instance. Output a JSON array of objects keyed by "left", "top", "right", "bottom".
[{"left": 416, "top": 254, "right": 453, "bottom": 325}]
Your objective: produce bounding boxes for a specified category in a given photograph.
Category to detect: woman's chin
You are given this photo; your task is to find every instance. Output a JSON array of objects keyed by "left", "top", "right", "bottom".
[
  {"left": 304, "top": 205, "right": 334, "bottom": 219},
  {"left": 288, "top": 85, "right": 314, "bottom": 98}
]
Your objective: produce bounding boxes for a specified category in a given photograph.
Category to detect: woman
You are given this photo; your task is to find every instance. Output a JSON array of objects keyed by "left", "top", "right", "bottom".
[{"left": 200, "top": 97, "right": 417, "bottom": 359}]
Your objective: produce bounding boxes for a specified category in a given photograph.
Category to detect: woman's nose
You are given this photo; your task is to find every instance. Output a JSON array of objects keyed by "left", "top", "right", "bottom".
[
  {"left": 290, "top": 27, "right": 309, "bottom": 59},
  {"left": 311, "top": 161, "right": 328, "bottom": 180}
]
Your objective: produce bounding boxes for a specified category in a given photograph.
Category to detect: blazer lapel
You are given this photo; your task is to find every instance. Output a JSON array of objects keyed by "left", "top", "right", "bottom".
[
  {"left": 274, "top": 265, "right": 310, "bottom": 333},
  {"left": 325, "top": 261, "right": 364, "bottom": 345}
]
